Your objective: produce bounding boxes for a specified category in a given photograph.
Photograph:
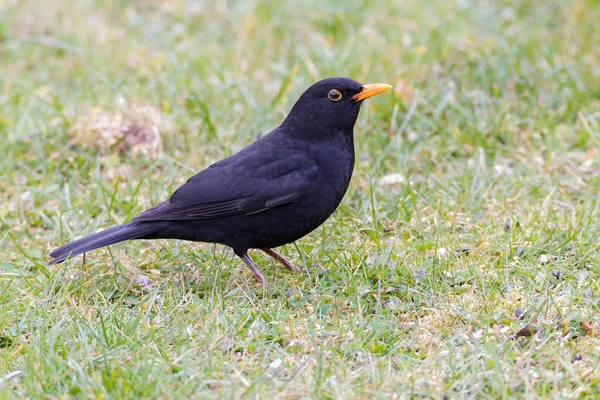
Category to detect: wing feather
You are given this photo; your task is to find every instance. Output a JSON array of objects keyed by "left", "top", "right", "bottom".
[{"left": 134, "top": 145, "right": 316, "bottom": 222}]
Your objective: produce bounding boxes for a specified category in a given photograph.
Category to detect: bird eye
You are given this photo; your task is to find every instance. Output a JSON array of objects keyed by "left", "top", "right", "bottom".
[{"left": 328, "top": 89, "right": 342, "bottom": 102}]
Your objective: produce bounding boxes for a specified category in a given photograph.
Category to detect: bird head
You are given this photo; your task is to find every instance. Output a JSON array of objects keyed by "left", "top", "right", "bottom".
[{"left": 282, "top": 77, "right": 391, "bottom": 135}]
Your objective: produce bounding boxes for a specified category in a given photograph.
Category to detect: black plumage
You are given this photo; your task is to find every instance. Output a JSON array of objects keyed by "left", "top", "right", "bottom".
[{"left": 49, "top": 77, "right": 391, "bottom": 283}]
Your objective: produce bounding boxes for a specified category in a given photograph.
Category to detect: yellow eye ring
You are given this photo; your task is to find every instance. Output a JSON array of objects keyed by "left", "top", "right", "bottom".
[{"left": 328, "top": 89, "right": 342, "bottom": 102}]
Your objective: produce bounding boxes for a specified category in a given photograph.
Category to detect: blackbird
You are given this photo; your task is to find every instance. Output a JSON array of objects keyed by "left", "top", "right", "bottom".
[{"left": 49, "top": 77, "right": 391, "bottom": 283}]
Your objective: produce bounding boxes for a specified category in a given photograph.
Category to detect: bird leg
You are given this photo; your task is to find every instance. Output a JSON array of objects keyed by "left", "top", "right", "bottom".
[
  {"left": 236, "top": 251, "right": 265, "bottom": 284},
  {"left": 261, "top": 248, "right": 300, "bottom": 273}
]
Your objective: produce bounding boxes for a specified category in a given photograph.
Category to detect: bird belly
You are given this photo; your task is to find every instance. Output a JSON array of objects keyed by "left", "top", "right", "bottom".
[{"left": 226, "top": 190, "right": 342, "bottom": 249}]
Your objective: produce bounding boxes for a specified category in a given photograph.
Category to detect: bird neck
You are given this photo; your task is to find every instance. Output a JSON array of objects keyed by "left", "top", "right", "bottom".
[
  {"left": 283, "top": 125, "right": 355, "bottom": 148},
  {"left": 280, "top": 114, "right": 356, "bottom": 144}
]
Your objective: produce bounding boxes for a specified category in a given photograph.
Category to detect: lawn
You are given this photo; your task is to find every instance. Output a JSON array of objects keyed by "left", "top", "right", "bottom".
[{"left": 1, "top": 0, "right": 600, "bottom": 398}]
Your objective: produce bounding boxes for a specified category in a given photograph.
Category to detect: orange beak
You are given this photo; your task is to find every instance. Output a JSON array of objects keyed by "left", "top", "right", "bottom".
[{"left": 352, "top": 83, "right": 392, "bottom": 102}]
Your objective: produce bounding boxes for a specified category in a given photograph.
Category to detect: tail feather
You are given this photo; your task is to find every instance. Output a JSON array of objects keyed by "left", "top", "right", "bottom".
[{"left": 48, "top": 222, "right": 162, "bottom": 265}]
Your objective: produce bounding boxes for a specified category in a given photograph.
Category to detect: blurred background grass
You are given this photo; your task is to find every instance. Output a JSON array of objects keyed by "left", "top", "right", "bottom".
[{"left": 1, "top": 0, "right": 600, "bottom": 398}]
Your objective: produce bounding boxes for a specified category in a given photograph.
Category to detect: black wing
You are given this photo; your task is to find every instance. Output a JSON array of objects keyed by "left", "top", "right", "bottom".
[{"left": 134, "top": 142, "right": 317, "bottom": 222}]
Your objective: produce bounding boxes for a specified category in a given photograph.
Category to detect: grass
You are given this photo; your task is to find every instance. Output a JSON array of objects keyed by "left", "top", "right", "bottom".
[{"left": 1, "top": 0, "right": 600, "bottom": 397}]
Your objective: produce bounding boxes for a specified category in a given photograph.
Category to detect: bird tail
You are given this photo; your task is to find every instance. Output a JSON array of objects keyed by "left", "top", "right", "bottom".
[{"left": 48, "top": 222, "right": 162, "bottom": 265}]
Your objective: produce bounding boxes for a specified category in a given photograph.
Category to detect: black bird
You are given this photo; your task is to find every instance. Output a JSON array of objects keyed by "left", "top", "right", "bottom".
[{"left": 49, "top": 77, "right": 391, "bottom": 283}]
